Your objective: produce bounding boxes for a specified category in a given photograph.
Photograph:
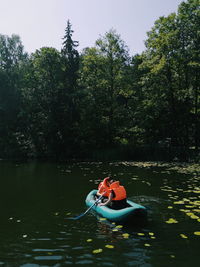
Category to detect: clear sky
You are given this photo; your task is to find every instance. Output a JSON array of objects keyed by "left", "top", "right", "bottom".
[{"left": 0, "top": 0, "right": 184, "bottom": 56}]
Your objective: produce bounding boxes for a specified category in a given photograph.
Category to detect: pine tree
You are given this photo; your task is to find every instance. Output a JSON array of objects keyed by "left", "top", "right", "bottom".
[{"left": 62, "top": 20, "right": 79, "bottom": 90}]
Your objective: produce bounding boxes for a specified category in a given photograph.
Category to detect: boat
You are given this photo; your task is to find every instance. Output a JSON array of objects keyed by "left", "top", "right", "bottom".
[{"left": 85, "top": 189, "right": 147, "bottom": 223}]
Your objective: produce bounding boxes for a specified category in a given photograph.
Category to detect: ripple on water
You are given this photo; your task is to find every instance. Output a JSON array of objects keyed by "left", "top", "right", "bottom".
[
  {"left": 71, "top": 246, "right": 84, "bottom": 250},
  {"left": 75, "top": 259, "right": 94, "bottom": 265},
  {"left": 32, "top": 248, "right": 65, "bottom": 252},
  {"left": 34, "top": 255, "right": 63, "bottom": 261},
  {"left": 20, "top": 264, "right": 40, "bottom": 267}
]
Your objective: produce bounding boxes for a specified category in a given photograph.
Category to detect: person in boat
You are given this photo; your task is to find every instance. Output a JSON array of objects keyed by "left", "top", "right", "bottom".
[
  {"left": 96, "top": 176, "right": 113, "bottom": 202},
  {"left": 98, "top": 178, "right": 128, "bottom": 210}
]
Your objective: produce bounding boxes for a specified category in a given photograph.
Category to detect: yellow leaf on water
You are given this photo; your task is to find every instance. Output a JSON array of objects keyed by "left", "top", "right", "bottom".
[
  {"left": 137, "top": 233, "right": 145, "bottom": 236},
  {"left": 99, "top": 218, "right": 106, "bottom": 221},
  {"left": 116, "top": 225, "right": 123, "bottom": 229},
  {"left": 190, "top": 215, "right": 199, "bottom": 219},
  {"left": 174, "top": 201, "right": 184, "bottom": 205},
  {"left": 165, "top": 218, "right": 178, "bottom": 224},
  {"left": 180, "top": 209, "right": 190, "bottom": 213},
  {"left": 93, "top": 248, "right": 103, "bottom": 254},
  {"left": 149, "top": 232, "right": 154, "bottom": 236},
  {"left": 87, "top": 239, "right": 92, "bottom": 242},
  {"left": 168, "top": 206, "right": 173, "bottom": 209},
  {"left": 180, "top": 234, "right": 188, "bottom": 239},
  {"left": 105, "top": 244, "right": 114, "bottom": 249},
  {"left": 144, "top": 243, "right": 151, "bottom": 247},
  {"left": 193, "top": 209, "right": 200, "bottom": 213},
  {"left": 194, "top": 231, "right": 200, "bottom": 236},
  {"left": 112, "top": 228, "right": 119, "bottom": 232},
  {"left": 122, "top": 233, "right": 129, "bottom": 238}
]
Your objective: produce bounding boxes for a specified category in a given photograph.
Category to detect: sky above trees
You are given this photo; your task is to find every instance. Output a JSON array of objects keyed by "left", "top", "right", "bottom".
[{"left": 0, "top": 0, "right": 184, "bottom": 55}]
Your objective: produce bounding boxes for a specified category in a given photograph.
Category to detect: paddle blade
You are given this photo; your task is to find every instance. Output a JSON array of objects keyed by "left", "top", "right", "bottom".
[{"left": 71, "top": 213, "right": 85, "bottom": 220}]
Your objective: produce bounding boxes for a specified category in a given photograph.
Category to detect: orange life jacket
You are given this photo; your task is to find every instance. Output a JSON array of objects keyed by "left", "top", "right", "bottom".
[
  {"left": 98, "top": 177, "right": 110, "bottom": 197},
  {"left": 109, "top": 181, "right": 126, "bottom": 201}
]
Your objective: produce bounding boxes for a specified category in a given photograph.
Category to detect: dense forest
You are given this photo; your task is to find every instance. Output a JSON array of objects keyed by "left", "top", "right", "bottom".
[{"left": 0, "top": 0, "right": 199, "bottom": 161}]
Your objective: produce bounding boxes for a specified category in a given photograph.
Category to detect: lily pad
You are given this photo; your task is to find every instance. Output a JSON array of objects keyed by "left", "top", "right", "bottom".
[
  {"left": 105, "top": 244, "right": 114, "bottom": 249},
  {"left": 180, "top": 234, "right": 188, "bottom": 239},
  {"left": 165, "top": 218, "right": 178, "bottom": 224},
  {"left": 93, "top": 248, "right": 103, "bottom": 254},
  {"left": 194, "top": 231, "right": 200, "bottom": 236}
]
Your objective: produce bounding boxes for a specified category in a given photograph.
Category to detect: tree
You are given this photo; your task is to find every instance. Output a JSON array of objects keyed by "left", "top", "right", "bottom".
[
  {"left": 0, "top": 34, "right": 28, "bottom": 157},
  {"left": 23, "top": 47, "right": 63, "bottom": 157},
  {"left": 80, "top": 29, "right": 132, "bottom": 149},
  {"left": 60, "top": 20, "right": 80, "bottom": 156}
]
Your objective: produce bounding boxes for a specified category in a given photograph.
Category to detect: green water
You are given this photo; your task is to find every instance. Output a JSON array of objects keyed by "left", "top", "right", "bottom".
[{"left": 0, "top": 161, "right": 200, "bottom": 266}]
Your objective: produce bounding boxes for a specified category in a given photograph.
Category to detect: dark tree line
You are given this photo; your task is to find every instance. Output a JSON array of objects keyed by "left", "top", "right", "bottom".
[{"left": 0, "top": 0, "right": 199, "bottom": 161}]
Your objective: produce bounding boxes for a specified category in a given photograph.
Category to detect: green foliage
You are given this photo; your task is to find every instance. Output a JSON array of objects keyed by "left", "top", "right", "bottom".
[{"left": 0, "top": 0, "right": 199, "bottom": 161}]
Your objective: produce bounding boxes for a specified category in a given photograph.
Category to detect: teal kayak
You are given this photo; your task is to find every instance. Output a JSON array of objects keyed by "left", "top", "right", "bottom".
[{"left": 85, "top": 190, "right": 147, "bottom": 223}]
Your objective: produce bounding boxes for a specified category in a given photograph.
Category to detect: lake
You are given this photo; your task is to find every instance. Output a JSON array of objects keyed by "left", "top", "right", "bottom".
[{"left": 0, "top": 161, "right": 199, "bottom": 266}]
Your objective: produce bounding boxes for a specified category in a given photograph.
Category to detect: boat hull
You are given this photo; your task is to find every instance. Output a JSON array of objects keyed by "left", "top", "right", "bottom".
[{"left": 85, "top": 190, "right": 147, "bottom": 223}]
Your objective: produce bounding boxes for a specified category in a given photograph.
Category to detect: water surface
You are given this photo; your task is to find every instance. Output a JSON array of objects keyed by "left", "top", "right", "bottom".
[{"left": 0, "top": 161, "right": 199, "bottom": 266}]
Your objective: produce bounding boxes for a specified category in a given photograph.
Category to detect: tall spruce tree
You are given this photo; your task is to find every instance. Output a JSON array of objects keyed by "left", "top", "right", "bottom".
[
  {"left": 62, "top": 20, "right": 79, "bottom": 90},
  {"left": 60, "top": 20, "right": 80, "bottom": 156}
]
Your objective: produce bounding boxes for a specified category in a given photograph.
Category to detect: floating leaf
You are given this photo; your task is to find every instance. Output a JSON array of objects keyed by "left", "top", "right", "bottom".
[
  {"left": 23, "top": 235, "right": 27, "bottom": 238},
  {"left": 105, "top": 244, "right": 114, "bottom": 249},
  {"left": 180, "top": 234, "right": 188, "bottom": 239},
  {"left": 193, "top": 209, "right": 200, "bottom": 213},
  {"left": 93, "top": 248, "right": 103, "bottom": 254},
  {"left": 87, "top": 239, "right": 92, "bottom": 242},
  {"left": 115, "top": 225, "right": 123, "bottom": 229},
  {"left": 174, "top": 201, "right": 184, "bottom": 205},
  {"left": 54, "top": 212, "right": 59, "bottom": 216},
  {"left": 112, "top": 228, "right": 119, "bottom": 232},
  {"left": 137, "top": 233, "right": 145, "bottom": 236},
  {"left": 165, "top": 218, "right": 178, "bottom": 224},
  {"left": 194, "top": 231, "right": 200, "bottom": 236},
  {"left": 190, "top": 215, "right": 199, "bottom": 219},
  {"left": 144, "top": 243, "right": 151, "bottom": 247},
  {"left": 149, "top": 232, "right": 154, "bottom": 236},
  {"left": 122, "top": 233, "right": 129, "bottom": 238},
  {"left": 99, "top": 217, "right": 106, "bottom": 221},
  {"left": 168, "top": 206, "right": 173, "bottom": 209},
  {"left": 170, "top": 255, "right": 175, "bottom": 258},
  {"left": 180, "top": 209, "right": 190, "bottom": 213}
]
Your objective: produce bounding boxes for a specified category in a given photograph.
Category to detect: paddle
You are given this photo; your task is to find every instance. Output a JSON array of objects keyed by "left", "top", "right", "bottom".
[{"left": 72, "top": 193, "right": 105, "bottom": 220}]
